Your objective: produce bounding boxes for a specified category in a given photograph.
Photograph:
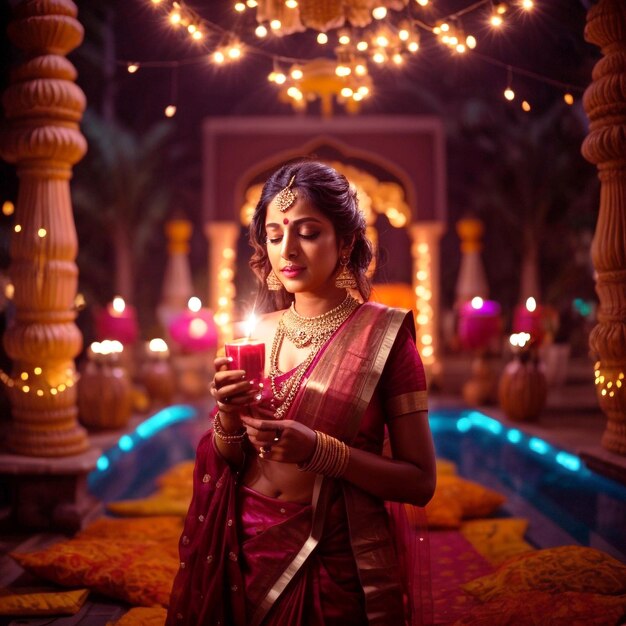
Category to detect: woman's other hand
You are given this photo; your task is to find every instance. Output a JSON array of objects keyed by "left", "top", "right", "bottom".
[{"left": 241, "top": 414, "right": 316, "bottom": 464}]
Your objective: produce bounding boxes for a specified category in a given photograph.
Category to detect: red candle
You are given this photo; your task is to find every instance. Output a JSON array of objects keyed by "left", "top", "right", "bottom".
[
  {"left": 512, "top": 297, "right": 545, "bottom": 343},
  {"left": 225, "top": 338, "right": 265, "bottom": 383},
  {"left": 95, "top": 297, "right": 139, "bottom": 345},
  {"left": 458, "top": 297, "right": 502, "bottom": 351},
  {"left": 168, "top": 305, "right": 219, "bottom": 353}
]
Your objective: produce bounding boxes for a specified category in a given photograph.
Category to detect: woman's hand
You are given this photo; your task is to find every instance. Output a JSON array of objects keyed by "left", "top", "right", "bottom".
[
  {"left": 241, "top": 413, "right": 316, "bottom": 464},
  {"left": 210, "top": 356, "right": 262, "bottom": 419}
]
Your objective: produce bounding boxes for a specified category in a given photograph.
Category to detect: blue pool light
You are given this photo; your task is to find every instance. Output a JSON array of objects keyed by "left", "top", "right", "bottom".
[
  {"left": 528, "top": 437, "right": 550, "bottom": 455},
  {"left": 556, "top": 451, "right": 582, "bottom": 472},
  {"left": 118, "top": 434, "right": 134, "bottom": 451},
  {"left": 94, "top": 404, "right": 198, "bottom": 474},
  {"left": 456, "top": 417, "right": 472, "bottom": 432},
  {"left": 507, "top": 429, "right": 523, "bottom": 444}
]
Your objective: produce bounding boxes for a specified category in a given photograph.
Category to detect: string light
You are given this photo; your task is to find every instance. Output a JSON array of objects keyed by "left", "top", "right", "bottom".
[
  {"left": 2, "top": 200, "right": 14, "bottom": 216},
  {"left": 522, "top": 99, "right": 531, "bottom": 111},
  {"left": 137, "top": 1, "right": 583, "bottom": 114},
  {"left": 127, "top": 63, "right": 139, "bottom": 73},
  {"left": 564, "top": 92, "right": 574, "bottom": 105},
  {"left": 0, "top": 367, "right": 79, "bottom": 397},
  {"left": 165, "top": 104, "right": 177, "bottom": 117}
]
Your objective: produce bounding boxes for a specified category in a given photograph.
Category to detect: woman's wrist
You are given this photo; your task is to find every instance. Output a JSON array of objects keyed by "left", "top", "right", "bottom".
[
  {"left": 297, "top": 431, "right": 350, "bottom": 478},
  {"left": 214, "top": 411, "right": 247, "bottom": 444}
]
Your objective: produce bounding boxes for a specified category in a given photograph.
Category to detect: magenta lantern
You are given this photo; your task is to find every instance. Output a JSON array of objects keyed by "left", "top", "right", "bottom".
[
  {"left": 95, "top": 297, "right": 139, "bottom": 345},
  {"left": 168, "top": 308, "right": 219, "bottom": 353},
  {"left": 458, "top": 297, "right": 502, "bottom": 351},
  {"left": 512, "top": 297, "right": 545, "bottom": 344}
]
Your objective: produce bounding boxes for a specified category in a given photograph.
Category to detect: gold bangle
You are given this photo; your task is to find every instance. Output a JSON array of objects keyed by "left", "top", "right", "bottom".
[
  {"left": 213, "top": 412, "right": 247, "bottom": 444},
  {"left": 297, "top": 430, "right": 350, "bottom": 477}
]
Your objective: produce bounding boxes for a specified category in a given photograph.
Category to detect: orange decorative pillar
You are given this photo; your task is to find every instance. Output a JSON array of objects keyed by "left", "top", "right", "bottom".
[
  {"left": 205, "top": 221, "right": 239, "bottom": 339},
  {"left": 0, "top": 0, "right": 88, "bottom": 457},
  {"left": 158, "top": 218, "right": 194, "bottom": 332},
  {"left": 581, "top": 0, "right": 626, "bottom": 455},
  {"left": 455, "top": 217, "right": 489, "bottom": 306}
]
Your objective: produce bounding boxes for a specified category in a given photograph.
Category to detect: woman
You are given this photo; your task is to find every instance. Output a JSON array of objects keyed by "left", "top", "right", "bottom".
[{"left": 167, "top": 160, "right": 436, "bottom": 625}]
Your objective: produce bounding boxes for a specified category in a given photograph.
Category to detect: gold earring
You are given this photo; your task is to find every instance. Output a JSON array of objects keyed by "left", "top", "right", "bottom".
[
  {"left": 266, "top": 270, "right": 283, "bottom": 291},
  {"left": 335, "top": 257, "right": 357, "bottom": 289}
]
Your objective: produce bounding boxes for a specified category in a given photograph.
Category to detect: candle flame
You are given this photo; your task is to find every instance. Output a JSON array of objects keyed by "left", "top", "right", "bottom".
[
  {"left": 243, "top": 313, "right": 258, "bottom": 339},
  {"left": 149, "top": 338, "right": 169, "bottom": 353},
  {"left": 470, "top": 296, "right": 484, "bottom": 310},
  {"left": 112, "top": 296, "right": 126, "bottom": 314},
  {"left": 509, "top": 332, "right": 531, "bottom": 348},
  {"left": 525, "top": 297, "right": 537, "bottom": 312},
  {"left": 188, "top": 296, "right": 202, "bottom": 313},
  {"left": 91, "top": 339, "right": 124, "bottom": 355}
]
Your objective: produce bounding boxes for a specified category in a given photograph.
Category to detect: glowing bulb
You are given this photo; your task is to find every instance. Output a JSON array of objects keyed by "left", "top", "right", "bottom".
[
  {"left": 341, "top": 87, "right": 354, "bottom": 97},
  {"left": 355, "top": 64, "right": 367, "bottom": 76},
  {"left": 274, "top": 72, "right": 286, "bottom": 84},
  {"left": 169, "top": 11, "right": 181, "bottom": 25},
  {"left": 5, "top": 283, "right": 14, "bottom": 299},
  {"left": 440, "top": 23, "right": 450, "bottom": 32},
  {"left": 356, "top": 40, "right": 368, "bottom": 51},
  {"left": 416, "top": 0, "right": 428, "bottom": 5},
  {"left": 285, "top": 0, "right": 298, "bottom": 7},
  {"left": 192, "top": 30, "right": 203, "bottom": 41},
  {"left": 455, "top": 43, "right": 466, "bottom": 53},
  {"left": 246, "top": 0, "right": 258, "bottom": 6},
  {"left": 470, "top": 296, "right": 484, "bottom": 310},
  {"left": 496, "top": 3, "right": 508, "bottom": 14},
  {"left": 22, "top": 385, "right": 29, "bottom": 393},
  {"left": 522, "top": 100, "right": 531, "bottom": 112},
  {"left": 525, "top": 297, "right": 537, "bottom": 312},
  {"left": 20, "top": 372, "right": 28, "bottom": 381},
  {"left": 34, "top": 367, "right": 42, "bottom": 375},
  {"left": 287, "top": 86, "right": 303, "bottom": 100},
  {"left": 357, "top": 85, "right": 370, "bottom": 96},
  {"left": 290, "top": 67, "right": 303, "bottom": 79},
  {"left": 227, "top": 45, "right": 242, "bottom": 59},
  {"left": 187, "top": 24, "right": 197, "bottom": 33},
  {"left": 392, "top": 53, "right": 404, "bottom": 65},
  {"left": 317, "top": 32, "right": 328, "bottom": 44},
  {"left": 407, "top": 41, "right": 419, "bottom": 52},
  {"left": 151, "top": 0, "right": 163, "bottom": 4},
  {"left": 466, "top": 35, "right": 477, "bottom": 49},
  {"left": 490, "top": 15, "right": 503, "bottom": 27},
  {"left": 399, "top": 29, "right": 409, "bottom": 41},
  {"left": 255, "top": 24, "right": 268, "bottom": 37},
  {"left": 2, "top": 201, "right": 14, "bottom": 215},
  {"left": 338, "top": 31, "right": 350, "bottom": 45},
  {"left": 149, "top": 338, "right": 169, "bottom": 353},
  {"left": 14, "top": 224, "right": 22, "bottom": 233},
  {"left": 189, "top": 318, "right": 209, "bottom": 339},
  {"left": 372, "top": 6, "right": 387, "bottom": 19},
  {"left": 270, "top": 19, "right": 281, "bottom": 30},
  {"left": 353, "top": 92, "right": 364, "bottom": 102},
  {"left": 521, "top": 0, "right": 533, "bottom": 9},
  {"left": 112, "top": 296, "right": 126, "bottom": 314},
  {"left": 188, "top": 296, "right": 202, "bottom": 312},
  {"left": 504, "top": 87, "right": 515, "bottom": 101},
  {"left": 375, "top": 35, "right": 389, "bottom": 47},
  {"left": 213, "top": 50, "right": 226, "bottom": 64},
  {"left": 373, "top": 51, "right": 385, "bottom": 64},
  {"left": 127, "top": 63, "right": 139, "bottom": 73},
  {"left": 234, "top": 2, "right": 245, "bottom": 11},
  {"left": 37, "top": 227, "right": 47, "bottom": 238},
  {"left": 165, "top": 104, "right": 177, "bottom": 117},
  {"left": 564, "top": 92, "right": 574, "bottom": 105}
]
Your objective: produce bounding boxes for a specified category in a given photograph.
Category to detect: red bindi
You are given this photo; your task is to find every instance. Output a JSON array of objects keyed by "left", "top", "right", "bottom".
[{"left": 283, "top": 218, "right": 289, "bottom": 225}]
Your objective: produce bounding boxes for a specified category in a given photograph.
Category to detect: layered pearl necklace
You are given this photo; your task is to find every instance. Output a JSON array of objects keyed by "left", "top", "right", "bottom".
[{"left": 269, "top": 295, "right": 359, "bottom": 420}]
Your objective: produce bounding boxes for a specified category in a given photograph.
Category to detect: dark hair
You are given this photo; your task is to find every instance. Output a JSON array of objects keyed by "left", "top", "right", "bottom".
[{"left": 249, "top": 159, "right": 373, "bottom": 312}]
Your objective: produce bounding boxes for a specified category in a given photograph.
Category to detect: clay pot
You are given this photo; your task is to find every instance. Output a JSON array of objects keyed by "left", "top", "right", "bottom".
[
  {"left": 498, "top": 353, "right": 547, "bottom": 421},
  {"left": 139, "top": 358, "right": 176, "bottom": 406},
  {"left": 78, "top": 360, "right": 132, "bottom": 430}
]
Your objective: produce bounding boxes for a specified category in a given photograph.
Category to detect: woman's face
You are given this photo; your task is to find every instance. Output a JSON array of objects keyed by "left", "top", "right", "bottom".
[{"left": 264, "top": 194, "right": 344, "bottom": 298}]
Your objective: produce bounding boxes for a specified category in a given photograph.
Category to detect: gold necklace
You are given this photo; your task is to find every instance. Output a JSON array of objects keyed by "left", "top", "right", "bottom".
[{"left": 269, "top": 295, "right": 359, "bottom": 420}]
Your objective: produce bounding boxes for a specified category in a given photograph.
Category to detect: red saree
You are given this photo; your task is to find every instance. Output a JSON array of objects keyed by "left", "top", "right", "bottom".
[{"left": 167, "top": 302, "right": 432, "bottom": 626}]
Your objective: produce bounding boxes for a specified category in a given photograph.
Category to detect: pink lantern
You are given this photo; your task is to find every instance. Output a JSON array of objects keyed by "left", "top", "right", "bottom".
[
  {"left": 458, "top": 297, "right": 502, "bottom": 351},
  {"left": 95, "top": 296, "right": 139, "bottom": 345},
  {"left": 168, "top": 298, "right": 219, "bottom": 353},
  {"left": 512, "top": 297, "right": 545, "bottom": 343}
]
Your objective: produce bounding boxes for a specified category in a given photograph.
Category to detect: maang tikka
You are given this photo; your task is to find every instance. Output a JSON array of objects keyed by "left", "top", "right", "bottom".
[{"left": 275, "top": 174, "right": 297, "bottom": 212}]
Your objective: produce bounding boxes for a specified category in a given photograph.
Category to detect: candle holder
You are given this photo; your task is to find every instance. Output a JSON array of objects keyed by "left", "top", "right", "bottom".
[
  {"left": 139, "top": 338, "right": 175, "bottom": 406},
  {"left": 512, "top": 297, "right": 546, "bottom": 344},
  {"left": 224, "top": 338, "right": 265, "bottom": 384},
  {"left": 458, "top": 297, "right": 502, "bottom": 405},
  {"left": 94, "top": 297, "right": 139, "bottom": 345},
  {"left": 498, "top": 333, "right": 547, "bottom": 422},
  {"left": 78, "top": 340, "right": 132, "bottom": 430}
]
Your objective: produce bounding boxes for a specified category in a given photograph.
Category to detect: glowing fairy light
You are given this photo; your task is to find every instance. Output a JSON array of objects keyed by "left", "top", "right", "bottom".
[
  {"left": 255, "top": 24, "right": 268, "bottom": 38},
  {"left": 564, "top": 92, "right": 574, "bottom": 105},
  {"left": 165, "top": 104, "right": 177, "bottom": 117},
  {"left": 372, "top": 6, "right": 387, "bottom": 19},
  {"left": 522, "top": 100, "right": 531, "bottom": 112},
  {"left": 188, "top": 296, "right": 202, "bottom": 313},
  {"left": 504, "top": 87, "right": 515, "bottom": 101},
  {"left": 127, "top": 63, "right": 139, "bottom": 73},
  {"left": 317, "top": 32, "right": 328, "bottom": 44}
]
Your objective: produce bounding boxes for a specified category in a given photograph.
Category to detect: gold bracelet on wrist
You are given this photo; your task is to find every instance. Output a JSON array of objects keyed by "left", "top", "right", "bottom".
[
  {"left": 213, "top": 412, "right": 247, "bottom": 444},
  {"left": 297, "top": 430, "right": 350, "bottom": 477}
]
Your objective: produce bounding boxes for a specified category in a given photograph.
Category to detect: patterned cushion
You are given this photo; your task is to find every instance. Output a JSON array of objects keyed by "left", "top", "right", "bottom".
[
  {"left": 107, "top": 606, "right": 169, "bottom": 625},
  {"left": 106, "top": 491, "right": 191, "bottom": 517},
  {"left": 462, "top": 545, "right": 626, "bottom": 602},
  {"left": 460, "top": 518, "right": 535, "bottom": 565},
  {"left": 155, "top": 461, "right": 195, "bottom": 492},
  {"left": 420, "top": 488, "right": 464, "bottom": 529},
  {"left": 437, "top": 475, "right": 505, "bottom": 519},
  {"left": 11, "top": 538, "right": 178, "bottom": 607},
  {"left": 0, "top": 586, "right": 88, "bottom": 616},
  {"left": 452, "top": 591, "right": 626, "bottom": 626}
]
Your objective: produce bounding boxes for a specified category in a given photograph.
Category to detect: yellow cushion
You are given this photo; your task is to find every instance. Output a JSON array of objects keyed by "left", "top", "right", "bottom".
[
  {"left": 11, "top": 538, "right": 178, "bottom": 607},
  {"left": 460, "top": 518, "right": 535, "bottom": 565},
  {"left": 453, "top": 591, "right": 626, "bottom": 626},
  {"left": 437, "top": 475, "right": 506, "bottom": 519},
  {"left": 106, "top": 490, "right": 191, "bottom": 517},
  {"left": 462, "top": 545, "right": 626, "bottom": 602},
  {"left": 421, "top": 488, "right": 464, "bottom": 529},
  {"left": 108, "top": 606, "right": 168, "bottom": 625},
  {"left": 155, "top": 461, "right": 194, "bottom": 492},
  {"left": 436, "top": 458, "right": 457, "bottom": 476},
  {"left": 0, "top": 586, "right": 89, "bottom": 616}
]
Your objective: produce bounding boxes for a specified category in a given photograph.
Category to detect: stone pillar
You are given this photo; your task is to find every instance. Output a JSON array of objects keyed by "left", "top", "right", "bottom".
[
  {"left": 455, "top": 217, "right": 489, "bottom": 306},
  {"left": 157, "top": 218, "right": 194, "bottom": 332},
  {"left": 581, "top": 0, "right": 626, "bottom": 455},
  {"left": 409, "top": 221, "right": 445, "bottom": 374},
  {"left": 0, "top": 0, "right": 89, "bottom": 457},
  {"left": 205, "top": 221, "right": 239, "bottom": 340}
]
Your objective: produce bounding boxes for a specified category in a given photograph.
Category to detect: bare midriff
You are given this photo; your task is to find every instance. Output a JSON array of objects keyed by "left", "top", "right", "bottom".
[{"left": 243, "top": 460, "right": 316, "bottom": 503}]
